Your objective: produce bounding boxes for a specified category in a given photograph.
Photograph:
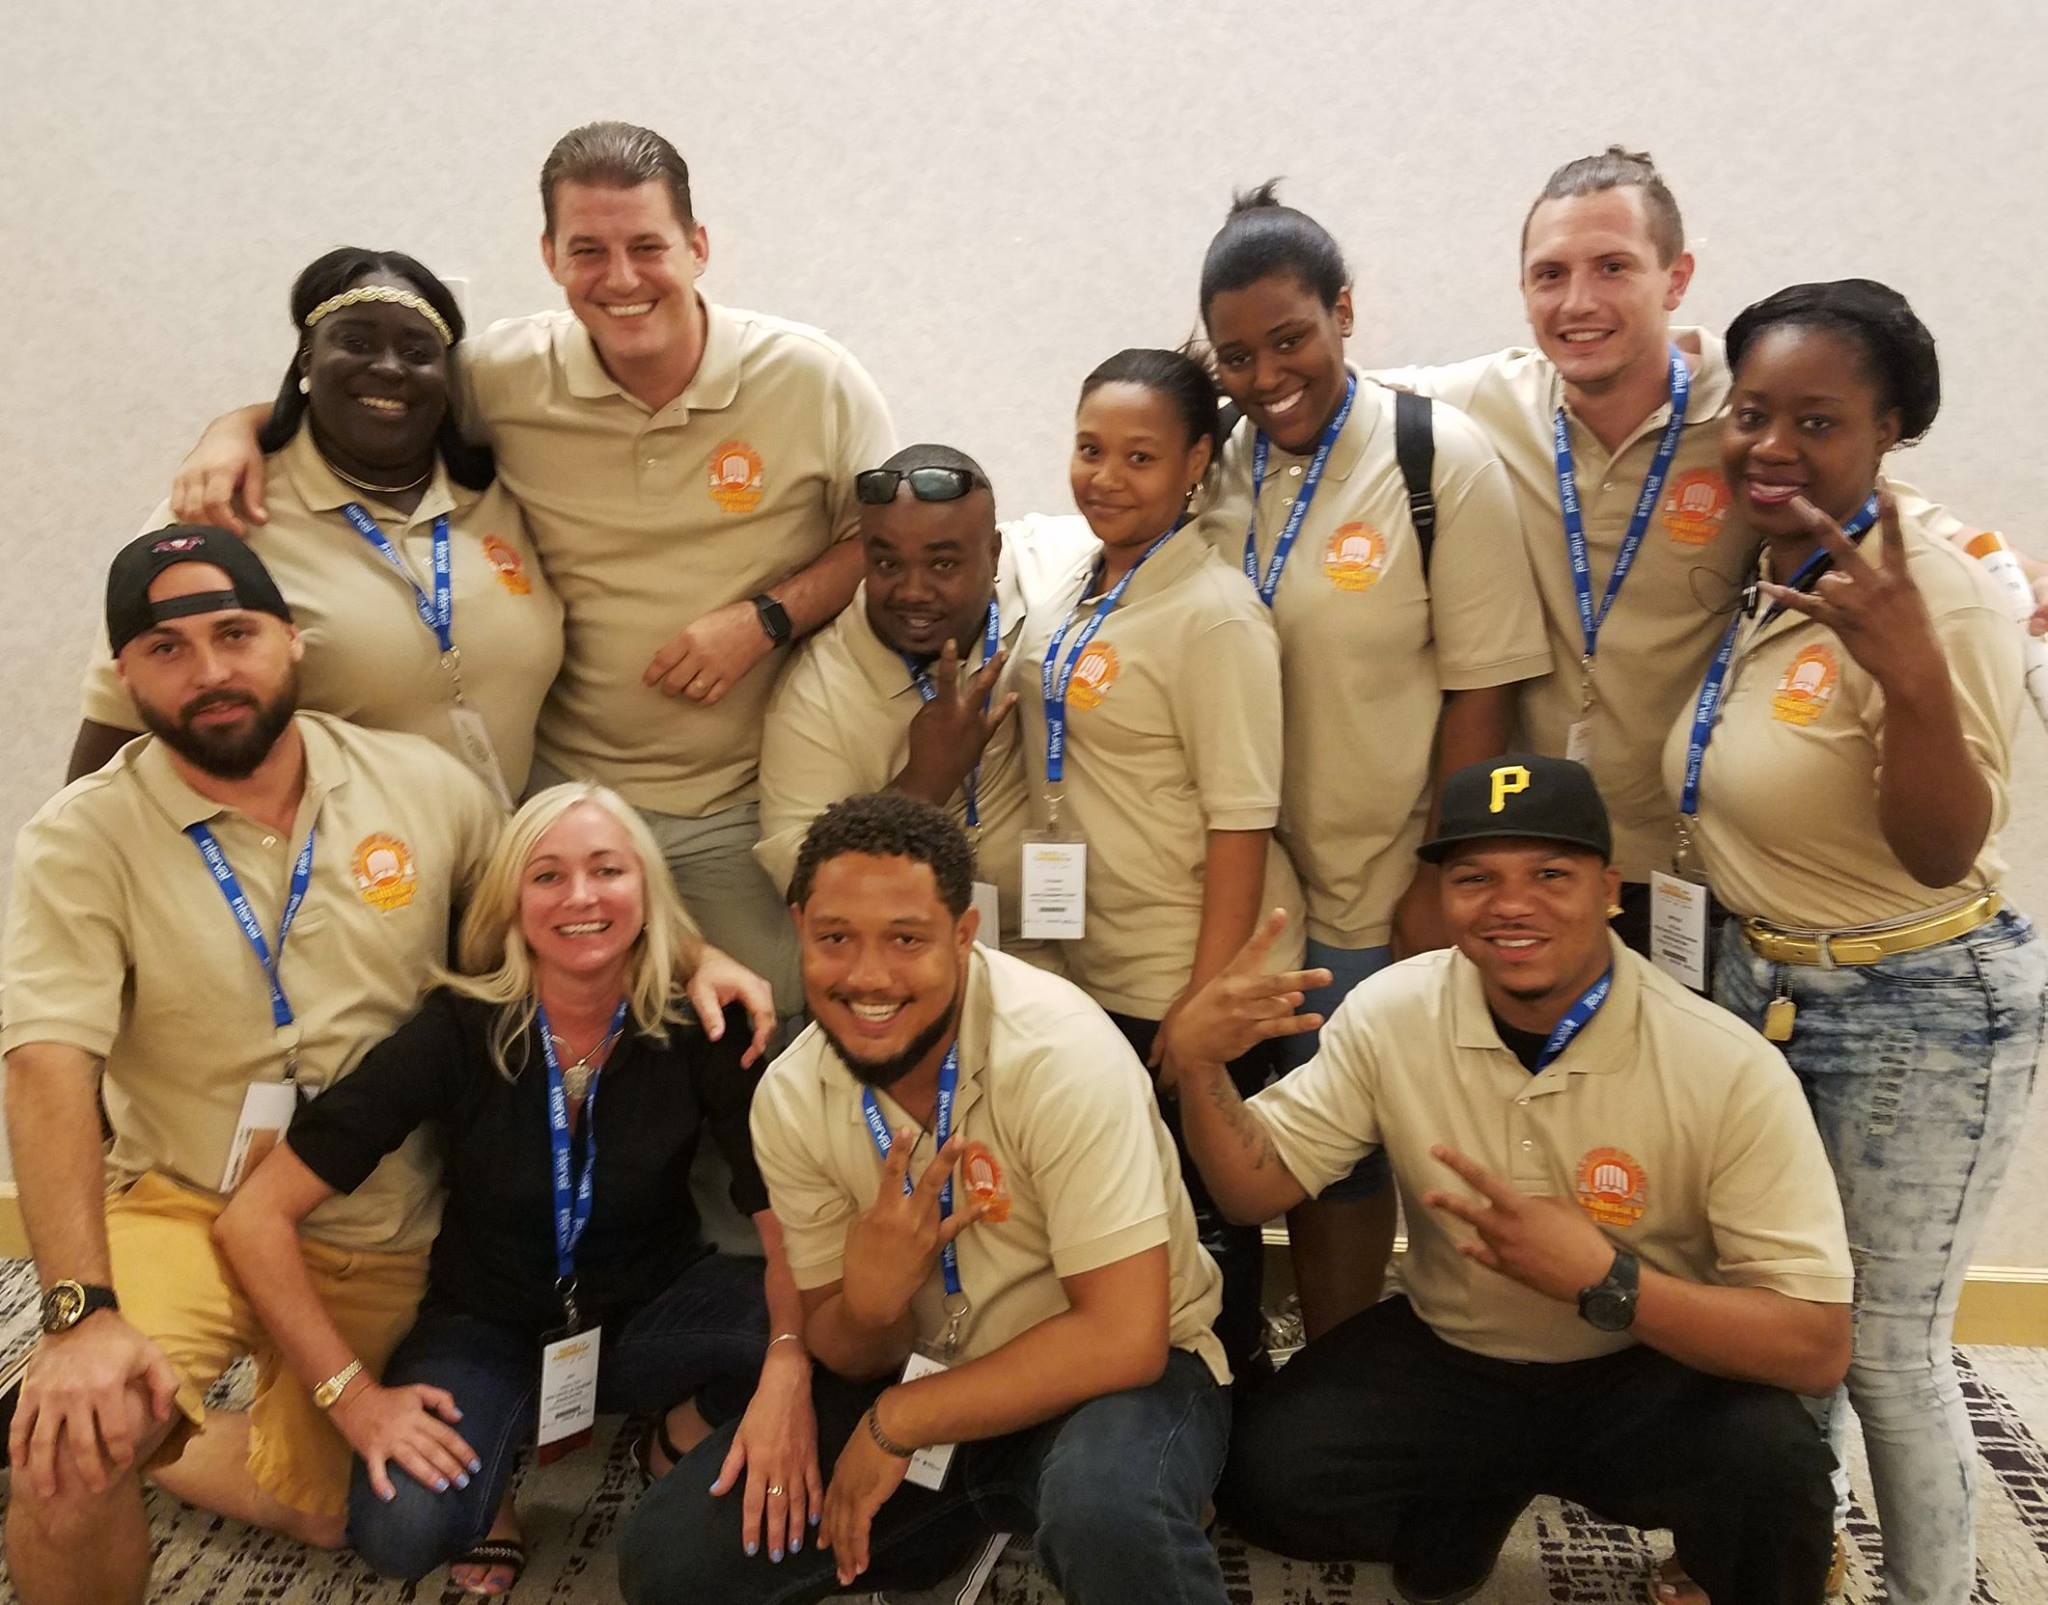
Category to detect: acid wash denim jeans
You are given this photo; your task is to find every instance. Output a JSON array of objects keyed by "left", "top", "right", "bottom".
[{"left": 1715, "top": 908, "right": 2047, "bottom": 1605}]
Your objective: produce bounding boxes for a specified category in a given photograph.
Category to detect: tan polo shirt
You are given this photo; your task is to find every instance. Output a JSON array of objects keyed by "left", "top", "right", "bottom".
[
  {"left": 755, "top": 515, "right": 1097, "bottom": 959},
  {"left": 2, "top": 713, "right": 504, "bottom": 1254},
  {"left": 1658, "top": 503, "right": 2019, "bottom": 927},
  {"left": 1199, "top": 378, "right": 1551, "bottom": 946},
  {"left": 1011, "top": 526, "right": 1302, "bottom": 1017},
  {"left": 750, "top": 945, "right": 1228, "bottom": 1383},
  {"left": 1372, "top": 332, "right": 1757, "bottom": 882},
  {"left": 1246, "top": 938, "right": 1853, "bottom": 1362},
  {"left": 463, "top": 301, "right": 894, "bottom": 816},
  {"left": 82, "top": 430, "right": 563, "bottom": 797}
]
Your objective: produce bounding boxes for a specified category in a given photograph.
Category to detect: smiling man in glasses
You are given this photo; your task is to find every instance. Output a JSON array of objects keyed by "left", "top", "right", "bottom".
[{"left": 755, "top": 445, "right": 1093, "bottom": 961}]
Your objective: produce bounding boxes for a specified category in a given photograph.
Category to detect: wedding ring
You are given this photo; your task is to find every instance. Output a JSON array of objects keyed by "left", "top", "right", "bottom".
[{"left": 767, "top": 1483, "right": 786, "bottom": 1497}]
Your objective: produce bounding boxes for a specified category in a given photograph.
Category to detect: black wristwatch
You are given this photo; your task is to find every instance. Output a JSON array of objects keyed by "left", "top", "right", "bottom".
[
  {"left": 1576, "top": 1248, "right": 1639, "bottom": 1332},
  {"left": 751, "top": 592, "right": 793, "bottom": 647},
  {"left": 40, "top": 1280, "right": 120, "bottom": 1335}
]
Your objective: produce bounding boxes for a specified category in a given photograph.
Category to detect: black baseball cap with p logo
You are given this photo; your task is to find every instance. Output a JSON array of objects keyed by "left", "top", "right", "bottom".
[
  {"left": 106, "top": 525, "right": 294, "bottom": 657},
  {"left": 1417, "top": 753, "right": 1612, "bottom": 864}
]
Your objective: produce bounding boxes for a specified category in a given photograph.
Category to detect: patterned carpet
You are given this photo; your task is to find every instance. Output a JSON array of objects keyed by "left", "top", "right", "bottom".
[{"left": 5, "top": 1257, "right": 2048, "bottom": 1602}]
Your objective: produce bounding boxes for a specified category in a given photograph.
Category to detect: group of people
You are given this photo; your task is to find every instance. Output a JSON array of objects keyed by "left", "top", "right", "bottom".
[{"left": 2, "top": 117, "right": 2044, "bottom": 1605}]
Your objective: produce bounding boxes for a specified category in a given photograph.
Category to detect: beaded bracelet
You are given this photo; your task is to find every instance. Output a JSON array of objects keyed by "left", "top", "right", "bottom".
[{"left": 865, "top": 1403, "right": 915, "bottom": 1460}]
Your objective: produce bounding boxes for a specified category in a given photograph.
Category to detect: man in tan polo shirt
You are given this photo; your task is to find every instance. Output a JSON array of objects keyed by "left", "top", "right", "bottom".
[
  {"left": 755, "top": 443, "right": 1092, "bottom": 963},
  {"left": 174, "top": 120, "right": 894, "bottom": 1015},
  {"left": 1165, "top": 754, "right": 1853, "bottom": 1605},
  {"left": 2, "top": 528, "right": 505, "bottom": 1605},
  {"left": 618, "top": 792, "right": 1234, "bottom": 1605}
]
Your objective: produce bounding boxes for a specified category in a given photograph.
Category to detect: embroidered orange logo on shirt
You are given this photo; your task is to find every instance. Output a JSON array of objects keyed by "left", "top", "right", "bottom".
[
  {"left": 351, "top": 834, "right": 418, "bottom": 912},
  {"left": 1661, "top": 468, "right": 1730, "bottom": 546},
  {"left": 1066, "top": 642, "right": 1119, "bottom": 711},
  {"left": 481, "top": 536, "right": 532, "bottom": 596},
  {"left": 1575, "top": 1147, "right": 1648, "bottom": 1228},
  {"left": 959, "top": 1142, "right": 1012, "bottom": 1223},
  {"left": 1322, "top": 522, "right": 1388, "bottom": 592},
  {"left": 708, "top": 441, "right": 765, "bottom": 513},
  {"left": 1771, "top": 645, "right": 1839, "bottom": 726}
]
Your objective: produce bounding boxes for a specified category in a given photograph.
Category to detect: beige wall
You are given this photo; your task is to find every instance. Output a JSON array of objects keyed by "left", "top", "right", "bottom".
[{"left": 4, "top": 1, "right": 2046, "bottom": 1256}]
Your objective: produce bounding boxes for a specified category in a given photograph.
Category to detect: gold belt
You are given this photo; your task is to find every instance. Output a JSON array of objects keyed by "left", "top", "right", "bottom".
[{"left": 1742, "top": 891, "right": 2001, "bottom": 967}]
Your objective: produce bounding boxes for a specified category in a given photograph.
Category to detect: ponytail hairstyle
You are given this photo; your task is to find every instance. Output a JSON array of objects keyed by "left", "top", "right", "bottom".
[
  {"left": 1199, "top": 179, "right": 1350, "bottom": 318},
  {"left": 1725, "top": 279, "right": 1940, "bottom": 445},
  {"left": 1078, "top": 347, "right": 1227, "bottom": 471},
  {"left": 257, "top": 247, "right": 495, "bottom": 489}
]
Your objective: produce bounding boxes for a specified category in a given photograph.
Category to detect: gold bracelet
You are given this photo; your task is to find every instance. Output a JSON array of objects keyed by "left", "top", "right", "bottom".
[
  {"left": 865, "top": 1403, "right": 914, "bottom": 1459},
  {"left": 766, "top": 1330, "right": 804, "bottom": 1355}
]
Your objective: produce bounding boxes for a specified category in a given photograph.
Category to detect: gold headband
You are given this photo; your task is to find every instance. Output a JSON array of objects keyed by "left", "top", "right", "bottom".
[{"left": 302, "top": 284, "right": 454, "bottom": 345}]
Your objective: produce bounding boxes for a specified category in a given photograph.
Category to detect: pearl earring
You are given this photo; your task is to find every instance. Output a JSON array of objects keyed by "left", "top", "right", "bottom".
[{"left": 298, "top": 377, "right": 311, "bottom": 395}]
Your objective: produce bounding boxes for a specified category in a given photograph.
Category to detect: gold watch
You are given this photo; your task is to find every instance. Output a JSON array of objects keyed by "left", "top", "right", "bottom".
[
  {"left": 39, "top": 1280, "right": 119, "bottom": 1335},
  {"left": 313, "top": 1359, "right": 364, "bottom": 1410}
]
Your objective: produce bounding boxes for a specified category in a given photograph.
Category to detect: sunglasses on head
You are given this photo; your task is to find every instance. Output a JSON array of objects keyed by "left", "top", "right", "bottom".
[{"left": 854, "top": 466, "right": 991, "bottom": 505}]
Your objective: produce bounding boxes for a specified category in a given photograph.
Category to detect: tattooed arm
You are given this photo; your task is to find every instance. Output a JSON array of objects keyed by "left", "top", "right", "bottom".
[{"left": 1176, "top": 1060, "right": 1310, "bottom": 1226}]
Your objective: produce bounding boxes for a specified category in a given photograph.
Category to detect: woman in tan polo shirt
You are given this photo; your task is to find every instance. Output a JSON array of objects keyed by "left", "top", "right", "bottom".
[
  {"left": 69, "top": 247, "right": 562, "bottom": 804},
  {"left": 1658, "top": 280, "right": 2045, "bottom": 1604},
  {"left": 1014, "top": 346, "right": 1297, "bottom": 1376}
]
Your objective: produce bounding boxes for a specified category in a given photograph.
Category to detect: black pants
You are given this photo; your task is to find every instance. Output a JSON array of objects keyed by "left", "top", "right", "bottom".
[
  {"left": 1106, "top": 1012, "right": 1270, "bottom": 1378},
  {"left": 1221, "top": 1298, "right": 1836, "bottom": 1605}
]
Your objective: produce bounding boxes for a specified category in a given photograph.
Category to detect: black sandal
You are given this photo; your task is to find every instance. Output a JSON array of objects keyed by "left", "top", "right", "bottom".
[
  {"left": 633, "top": 1412, "right": 687, "bottom": 1484},
  {"left": 448, "top": 1536, "right": 526, "bottom": 1597}
]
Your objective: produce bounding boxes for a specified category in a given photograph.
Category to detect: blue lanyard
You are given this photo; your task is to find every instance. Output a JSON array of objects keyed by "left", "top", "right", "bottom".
[
  {"left": 1678, "top": 494, "right": 1880, "bottom": 820},
  {"left": 1039, "top": 533, "right": 1171, "bottom": 785},
  {"left": 861, "top": 1044, "right": 961, "bottom": 1297},
  {"left": 538, "top": 1000, "right": 628, "bottom": 1293},
  {"left": 1554, "top": 347, "right": 1690, "bottom": 667},
  {"left": 901, "top": 600, "right": 1002, "bottom": 829},
  {"left": 186, "top": 823, "right": 315, "bottom": 1034},
  {"left": 342, "top": 503, "right": 453, "bottom": 656},
  {"left": 1535, "top": 970, "right": 1613, "bottom": 1072},
  {"left": 1242, "top": 374, "right": 1357, "bottom": 607}
]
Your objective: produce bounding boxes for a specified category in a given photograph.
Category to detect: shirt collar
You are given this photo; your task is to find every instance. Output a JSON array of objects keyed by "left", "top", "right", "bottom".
[
  {"left": 278, "top": 424, "right": 456, "bottom": 526},
  {"left": 846, "top": 545, "right": 1026, "bottom": 703},
  {"left": 561, "top": 295, "right": 741, "bottom": 416},
  {"left": 1256, "top": 367, "right": 1385, "bottom": 485},
  {"left": 1448, "top": 932, "right": 1641, "bottom": 1076},
  {"left": 1550, "top": 325, "right": 1731, "bottom": 455},
  {"left": 821, "top": 946, "right": 993, "bottom": 1134},
  {"left": 134, "top": 712, "right": 347, "bottom": 833}
]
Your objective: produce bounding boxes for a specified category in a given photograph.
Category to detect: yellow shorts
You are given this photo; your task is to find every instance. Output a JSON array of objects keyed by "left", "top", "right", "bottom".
[{"left": 107, "top": 1171, "right": 428, "bottom": 1519}]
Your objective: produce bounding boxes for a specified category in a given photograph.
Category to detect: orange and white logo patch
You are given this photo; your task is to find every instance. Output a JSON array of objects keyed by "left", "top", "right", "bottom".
[
  {"left": 1575, "top": 1147, "right": 1648, "bottom": 1228},
  {"left": 352, "top": 834, "right": 418, "bottom": 913},
  {"left": 708, "top": 441, "right": 765, "bottom": 513},
  {"left": 1322, "top": 522, "right": 1388, "bottom": 592},
  {"left": 1066, "top": 642, "right": 1119, "bottom": 711},
  {"left": 1661, "top": 468, "right": 1730, "bottom": 546},
  {"left": 481, "top": 536, "right": 532, "bottom": 596},
  {"left": 1771, "top": 645, "right": 1839, "bottom": 726},
  {"left": 959, "top": 1141, "right": 1012, "bottom": 1224}
]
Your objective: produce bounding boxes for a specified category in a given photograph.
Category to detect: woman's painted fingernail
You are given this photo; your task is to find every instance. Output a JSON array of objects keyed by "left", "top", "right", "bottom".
[
  {"left": 454, "top": 1472, "right": 470, "bottom": 1489},
  {"left": 434, "top": 1477, "right": 449, "bottom": 1492},
  {"left": 469, "top": 1458, "right": 482, "bottom": 1474},
  {"left": 746, "top": 1541, "right": 758, "bottom": 1557},
  {"left": 791, "top": 1535, "right": 803, "bottom": 1553},
  {"left": 771, "top": 1547, "right": 783, "bottom": 1563},
  {"left": 381, "top": 1486, "right": 396, "bottom": 1502},
  {"left": 811, "top": 1509, "right": 821, "bottom": 1525}
]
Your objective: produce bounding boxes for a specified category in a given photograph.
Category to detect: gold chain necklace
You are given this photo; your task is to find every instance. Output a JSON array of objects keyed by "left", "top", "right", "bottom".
[{"left": 549, "top": 1023, "right": 625, "bottom": 1103}]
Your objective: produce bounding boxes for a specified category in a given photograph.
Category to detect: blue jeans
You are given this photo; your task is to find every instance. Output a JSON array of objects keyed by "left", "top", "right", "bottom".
[
  {"left": 1276, "top": 940, "right": 1394, "bottom": 1200},
  {"left": 347, "top": 1250, "right": 768, "bottom": 1580},
  {"left": 1714, "top": 909, "right": 2047, "bottom": 1605},
  {"left": 617, "top": 1347, "right": 1231, "bottom": 1605}
]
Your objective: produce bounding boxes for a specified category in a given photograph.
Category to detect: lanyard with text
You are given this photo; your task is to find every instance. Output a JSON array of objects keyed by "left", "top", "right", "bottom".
[
  {"left": 861, "top": 1043, "right": 968, "bottom": 1353},
  {"left": 538, "top": 999, "right": 627, "bottom": 1332},
  {"left": 1677, "top": 494, "right": 1883, "bottom": 828},
  {"left": 1242, "top": 374, "right": 1357, "bottom": 606},
  {"left": 186, "top": 822, "right": 316, "bottom": 1071},
  {"left": 341, "top": 503, "right": 456, "bottom": 662},
  {"left": 1555, "top": 346, "right": 1691, "bottom": 699},
  {"left": 1040, "top": 532, "right": 1171, "bottom": 817},
  {"left": 1535, "top": 970, "right": 1613, "bottom": 1073},
  {"left": 902, "top": 599, "right": 1002, "bottom": 831}
]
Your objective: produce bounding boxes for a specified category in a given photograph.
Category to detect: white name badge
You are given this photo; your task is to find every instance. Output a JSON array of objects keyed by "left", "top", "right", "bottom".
[
  {"left": 1019, "top": 837, "right": 1086, "bottom": 941},
  {"left": 1565, "top": 719, "right": 1596, "bottom": 766},
  {"left": 971, "top": 881, "right": 1001, "bottom": 950},
  {"left": 537, "top": 1326, "right": 602, "bottom": 1453},
  {"left": 1649, "top": 871, "right": 1709, "bottom": 993},
  {"left": 898, "top": 1349, "right": 958, "bottom": 1490},
  {"left": 448, "top": 707, "right": 516, "bottom": 812},
  {"left": 220, "top": 1081, "right": 300, "bottom": 1191}
]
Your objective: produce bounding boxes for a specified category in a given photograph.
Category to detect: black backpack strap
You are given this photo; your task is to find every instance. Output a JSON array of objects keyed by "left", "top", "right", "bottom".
[
  {"left": 1216, "top": 400, "right": 1244, "bottom": 445},
  {"left": 1393, "top": 388, "right": 1438, "bottom": 575}
]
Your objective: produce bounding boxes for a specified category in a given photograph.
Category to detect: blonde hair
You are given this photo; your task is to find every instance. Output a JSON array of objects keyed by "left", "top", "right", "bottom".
[{"left": 438, "top": 783, "right": 704, "bottom": 1077}]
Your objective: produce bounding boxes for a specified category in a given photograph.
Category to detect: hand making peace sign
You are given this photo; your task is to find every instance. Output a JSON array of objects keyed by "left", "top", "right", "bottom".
[{"left": 839, "top": 1133, "right": 987, "bottom": 1331}]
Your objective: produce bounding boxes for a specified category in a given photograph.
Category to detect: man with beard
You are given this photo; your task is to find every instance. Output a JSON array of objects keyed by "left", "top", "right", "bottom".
[
  {"left": 755, "top": 443, "right": 1093, "bottom": 962},
  {"left": 618, "top": 792, "right": 1235, "bottom": 1605},
  {"left": 1161, "top": 754, "right": 1854, "bottom": 1605},
  {"left": 2, "top": 526, "right": 504, "bottom": 1605}
]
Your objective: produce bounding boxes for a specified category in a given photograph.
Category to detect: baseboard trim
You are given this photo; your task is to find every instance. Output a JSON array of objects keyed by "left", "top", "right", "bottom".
[{"left": 1260, "top": 1227, "right": 2048, "bottom": 1347}]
